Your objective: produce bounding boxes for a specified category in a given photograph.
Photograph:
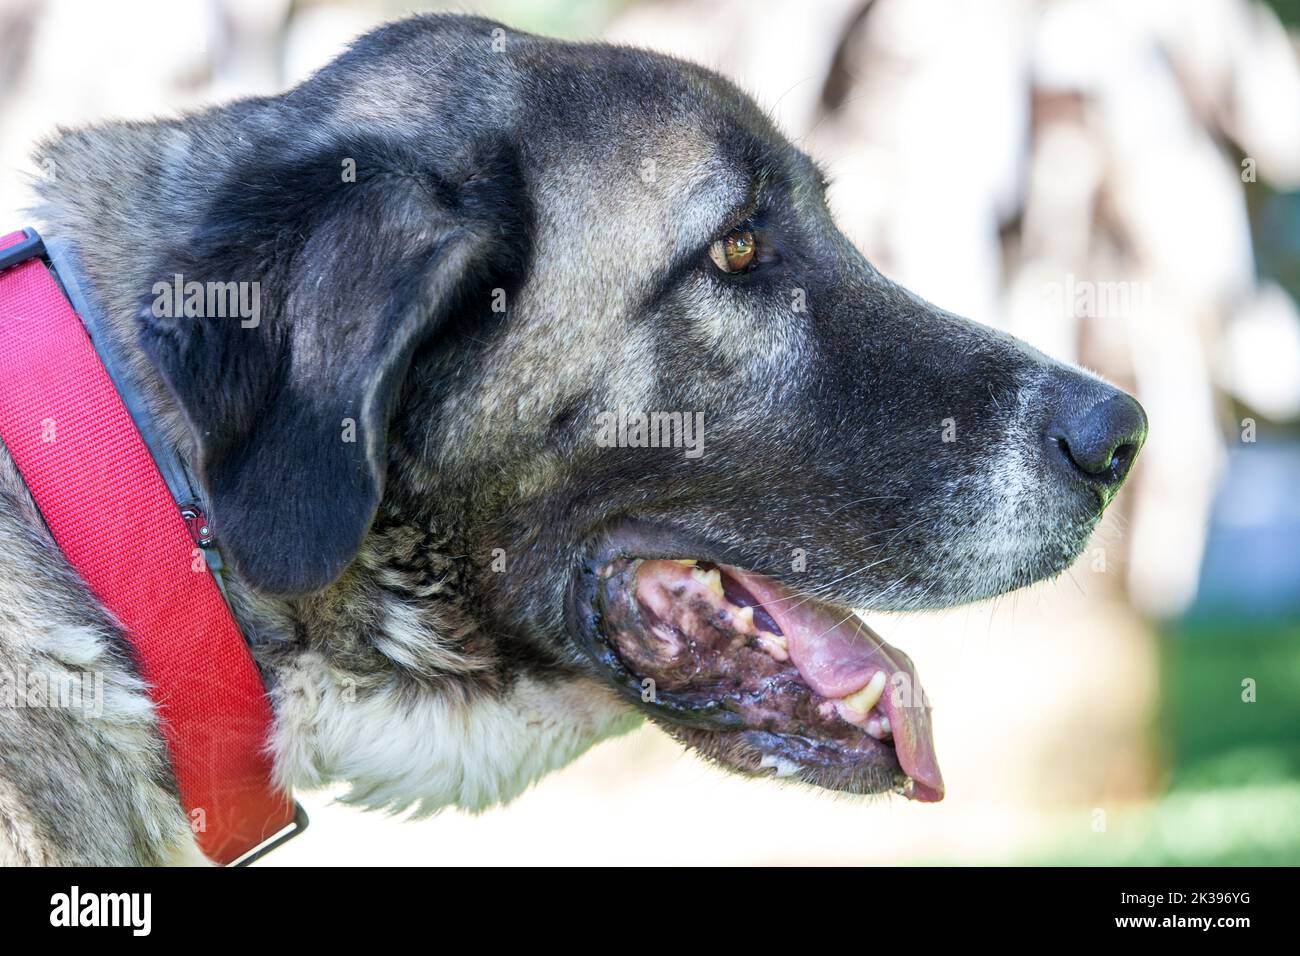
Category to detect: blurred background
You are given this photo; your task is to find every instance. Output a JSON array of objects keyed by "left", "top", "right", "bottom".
[{"left": 2, "top": 0, "right": 1298, "bottom": 864}]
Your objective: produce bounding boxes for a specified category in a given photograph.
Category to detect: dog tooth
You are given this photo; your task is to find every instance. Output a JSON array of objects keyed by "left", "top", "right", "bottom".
[
  {"left": 762, "top": 630, "right": 787, "bottom": 650},
  {"left": 759, "top": 754, "right": 801, "bottom": 778},
  {"left": 691, "top": 566, "right": 724, "bottom": 597},
  {"left": 733, "top": 605, "right": 755, "bottom": 629},
  {"left": 842, "top": 670, "right": 887, "bottom": 714},
  {"left": 865, "top": 716, "right": 893, "bottom": 740},
  {"left": 670, "top": 559, "right": 698, "bottom": 566},
  {"left": 756, "top": 632, "right": 789, "bottom": 661}
]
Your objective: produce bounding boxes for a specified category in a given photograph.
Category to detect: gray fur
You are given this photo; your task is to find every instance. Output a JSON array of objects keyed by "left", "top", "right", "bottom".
[{"left": 0, "top": 14, "right": 1143, "bottom": 863}]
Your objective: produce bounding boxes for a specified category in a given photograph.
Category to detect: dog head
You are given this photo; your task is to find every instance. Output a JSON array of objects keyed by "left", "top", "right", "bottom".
[{"left": 81, "top": 15, "right": 1145, "bottom": 803}]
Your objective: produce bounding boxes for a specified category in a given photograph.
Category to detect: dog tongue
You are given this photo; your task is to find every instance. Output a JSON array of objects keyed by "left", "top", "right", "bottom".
[{"left": 724, "top": 567, "right": 945, "bottom": 802}]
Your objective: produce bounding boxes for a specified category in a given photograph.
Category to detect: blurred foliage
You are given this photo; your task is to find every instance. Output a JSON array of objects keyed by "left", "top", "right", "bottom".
[
  {"left": 1249, "top": 186, "right": 1300, "bottom": 304},
  {"left": 1263, "top": 0, "right": 1300, "bottom": 26},
  {"left": 1031, "top": 621, "right": 1300, "bottom": 865},
  {"left": 1166, "top": 619, "right": 1300, "bottom": 783}
]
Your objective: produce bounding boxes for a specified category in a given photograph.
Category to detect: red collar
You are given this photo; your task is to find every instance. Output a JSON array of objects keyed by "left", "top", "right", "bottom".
[{"left": 0, "top": 229, "right": 303, "bottom": 865}]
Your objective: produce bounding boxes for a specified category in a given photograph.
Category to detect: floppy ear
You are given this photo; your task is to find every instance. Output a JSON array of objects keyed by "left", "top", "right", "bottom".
[{"left": 139, "top": 138, "right": 524, "bottom": 595}]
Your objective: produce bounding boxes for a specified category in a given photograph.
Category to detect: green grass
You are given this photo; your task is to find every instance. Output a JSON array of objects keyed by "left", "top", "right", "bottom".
[
  {"left": 1031, "top": 619, "right": 1300, "bottom": 865},
  {"left": 1163, "top": 619, "right": 1300, "bottom": 786}
]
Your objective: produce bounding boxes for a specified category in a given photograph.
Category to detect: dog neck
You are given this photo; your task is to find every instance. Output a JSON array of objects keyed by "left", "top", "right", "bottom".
[{"left": 29, "top": 132, "right": 636, "bottom": 819}]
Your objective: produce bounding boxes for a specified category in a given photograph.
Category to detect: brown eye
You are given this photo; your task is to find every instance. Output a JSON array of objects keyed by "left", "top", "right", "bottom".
[{"left": 708, "top": 228, "right": 757, "bottom": 274}]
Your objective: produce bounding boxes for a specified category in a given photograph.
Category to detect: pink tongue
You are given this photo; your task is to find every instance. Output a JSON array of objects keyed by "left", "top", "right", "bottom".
[{"left": 726, "top": 568, "right": 945, "bottom": 802}]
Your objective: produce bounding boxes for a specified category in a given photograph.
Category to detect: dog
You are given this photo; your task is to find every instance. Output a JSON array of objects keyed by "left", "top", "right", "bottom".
[{"left": 0, "top": 13, "right": 1146, "bottom": 864}]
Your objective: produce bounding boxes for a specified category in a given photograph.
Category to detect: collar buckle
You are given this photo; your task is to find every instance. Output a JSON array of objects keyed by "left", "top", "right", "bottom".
[
  {"left": 228, "top": 802, "right": 310, "bottom": 867},
  {"left": 180, "top": 503, "right": 217, "bottom": 547},
  {"left": 0, "top": 228, "right": 46, "bottom": 272}
]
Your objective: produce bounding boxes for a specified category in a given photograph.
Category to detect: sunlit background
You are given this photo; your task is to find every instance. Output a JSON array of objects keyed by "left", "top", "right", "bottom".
[{"left": 2, "top": 0, "right": 1298, "bottom": 865}]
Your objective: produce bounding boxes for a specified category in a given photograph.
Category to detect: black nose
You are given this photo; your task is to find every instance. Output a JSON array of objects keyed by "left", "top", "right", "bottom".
[{"left": 1048, "top": 392, "right": 1148, "bottom": 490}]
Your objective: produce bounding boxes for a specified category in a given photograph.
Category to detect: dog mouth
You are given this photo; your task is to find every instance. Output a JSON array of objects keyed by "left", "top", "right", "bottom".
[{"left": 573, "top": 543, "right": 943, "bottom": 802}]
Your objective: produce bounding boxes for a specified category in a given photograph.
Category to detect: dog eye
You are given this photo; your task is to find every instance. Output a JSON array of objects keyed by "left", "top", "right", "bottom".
[{"left": 708, "top": 228, "right": 757, "bottom": 274}]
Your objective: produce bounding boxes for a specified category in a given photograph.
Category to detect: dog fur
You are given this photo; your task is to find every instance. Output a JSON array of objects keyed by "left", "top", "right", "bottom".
[{"left": 0, "top": 14, "right": 1143, "bottom": 864}]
